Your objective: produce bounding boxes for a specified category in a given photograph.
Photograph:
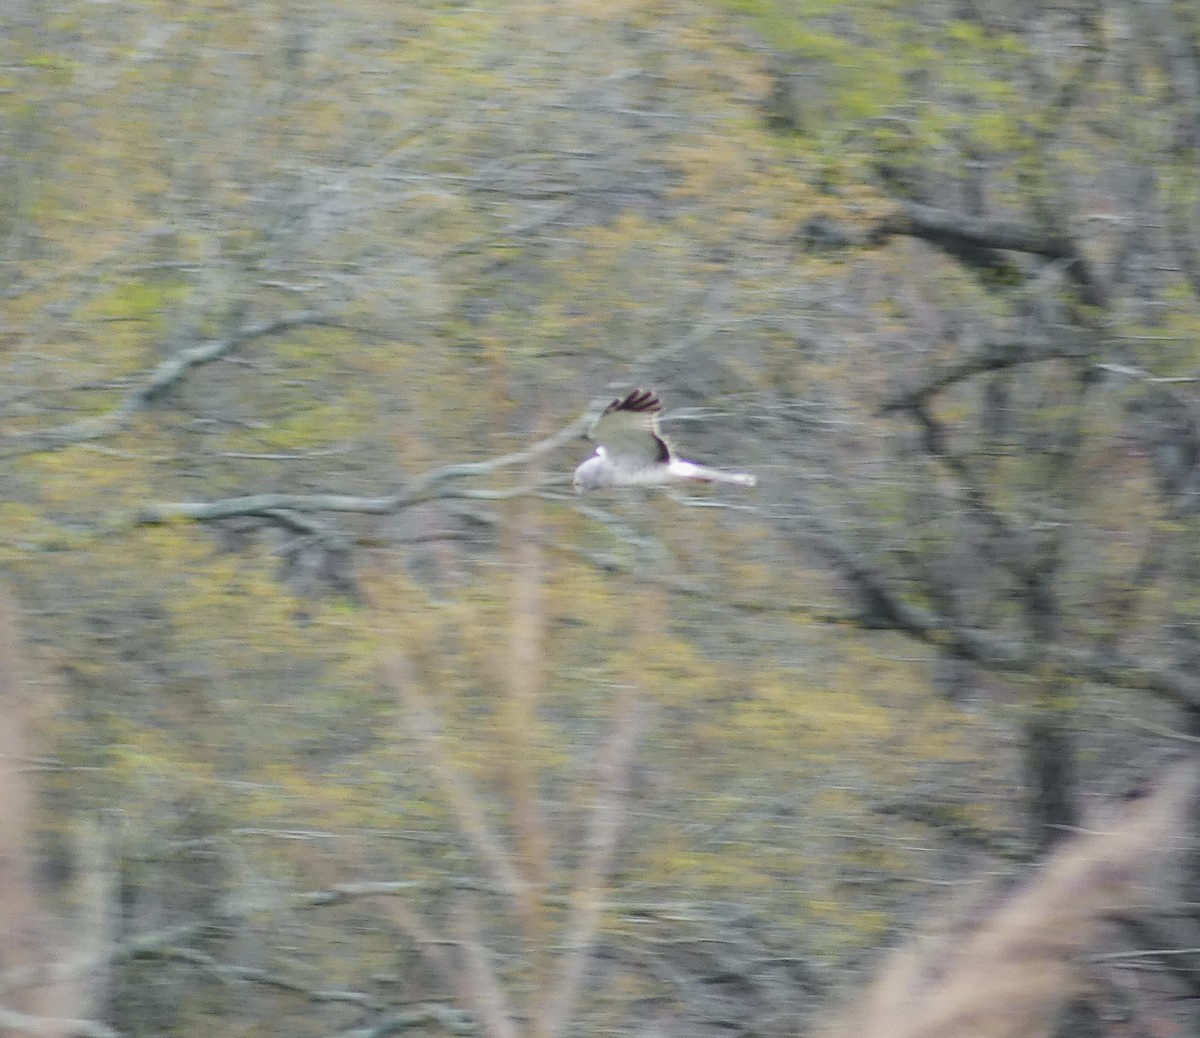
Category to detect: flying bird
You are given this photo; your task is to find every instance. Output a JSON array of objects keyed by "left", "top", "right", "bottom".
[{"left": 573, "top": 388, "right": 757, "bottom": 493}]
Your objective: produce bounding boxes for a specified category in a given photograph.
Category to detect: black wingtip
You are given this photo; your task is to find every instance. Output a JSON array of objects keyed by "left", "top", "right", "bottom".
[{"left": 606, "top": 387, "right": 663, "bottom": 415}]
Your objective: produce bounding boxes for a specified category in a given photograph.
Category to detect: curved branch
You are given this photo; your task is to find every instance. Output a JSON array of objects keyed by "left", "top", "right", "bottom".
[
  {"left": 874, "top": 201, "right": 1107, "bottom": 307},
  {"left": 135, "top": 945, "right": 379, "bottom": 1008},
  {"left": 876, "top": 201, "right": 1075, "bottom": 258},
  {"left": 334, "top": 1005, "right": 477, "bottom": 1038},
  {"left": 542, "top": 678, "right": 643, "bottom": 1038},
  {"left": 0, "top": 1005, "right": 120, "bottom": 1038},
  {"left": 878, "top": 334, "right": 1091, "bottom": 414},
  {"left": 799, "top": 511, "right": 1029, "bottom": 667},
  {"left": 136, "top": 481, "right": 567, "bottom": 526},
  {"left": 7, "top": 311, "right": 331, "bottom": 456},
  {"left": 135, "top": 405, "right": 596, "bottom": 526},
  {"left": 800, "top": 512, "right": 1200, "bottom": 711},
  {"left": 906, "top": 400, "right": 1038, "bottom": 585}
]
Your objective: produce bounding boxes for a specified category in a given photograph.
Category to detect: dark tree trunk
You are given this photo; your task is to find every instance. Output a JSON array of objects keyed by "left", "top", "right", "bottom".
[{"left": 1024, "top": 708, "right": 1076, "bottom": 853}]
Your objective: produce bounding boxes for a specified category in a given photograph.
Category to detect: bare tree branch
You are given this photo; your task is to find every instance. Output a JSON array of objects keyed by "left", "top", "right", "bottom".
[
  {"left": 134, "top": 404, "right": 596, "bottom": 528},
  {"left": 0, "top": 1004, "right": 121, "bottom": 1038},
  {"left": 906, "top": 400, "right": 1038, "bottom": 584},
  {"left": 379, "top": 899, "right": 463, "bottom": 1002},
  {"left": 1136, "top": 0, "right": 1200, "bottom": 300},
  {"left": 55, "top": 816, "right": 120, "bottom": 1027},
  {"left": 878, "top": 334, "right": 1091, "bottom": 414},
  {"left": 827, "top": 758, "right": 1200, "bottom": 1038},
  {"left": 874, "top": 201, "right": 1107, "bottom": 306},
  {"left": 807, "top": 526, "right": 1023, "bottom": 663},
  {"left": 800, "top": 512, "right": 1200, "bottom": 711},
  {"left": 452, "top": 898, "right": 518, "bottom": 1038},
  {"left": 1037, "top": 1, "right": 1105, "bottom": 138},
  {"left": 385, "top": 655, "right": 529, "bottom": 907},
  {"left": 0, "top": 592, "right": 42, "bottom": 1024},
  {"left": 334, "top": 1004, "right": 476, "bottom": 1038},
  {"left": 133, "top": 945, "right": 378, "bottom": 1008},
  {"left": 877, "top": 200, "right": 1077, "bottom": 258},
  {"left": 500, "top": 495, "right": 553, "bottom": 1000},
  {"left": 540, "top": 600, "right": 648, "bottom": 1038},
  {"left": 2, "top": 924, "right": 214, "bottom": 999},
  {"left": 295, "top": 882, "right": 425, "bottom": 907},
  {"left": 135, "top": 483, "right": 556, "bottom": 525},
  {"left": 6, "top": 311, "right": 330, "bottom": 456},
  {"left": 1108, "top": 913, "right": 1200, "bottom": 997}
]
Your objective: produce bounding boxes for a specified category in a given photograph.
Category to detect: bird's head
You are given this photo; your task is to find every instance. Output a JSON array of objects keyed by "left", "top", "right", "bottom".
[{"left": 572, "top": 454, "right": 606, "bottom": 494}]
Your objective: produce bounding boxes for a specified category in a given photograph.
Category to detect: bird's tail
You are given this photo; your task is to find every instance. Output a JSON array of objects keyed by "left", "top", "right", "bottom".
[{"left": 669, "top": 460, "right": 757, "bottom": 487}]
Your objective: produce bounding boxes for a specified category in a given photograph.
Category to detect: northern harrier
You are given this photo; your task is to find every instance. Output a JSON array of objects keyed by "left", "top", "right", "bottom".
[{"left": 573, "top": 389, "right": 757, "bottom": 493}]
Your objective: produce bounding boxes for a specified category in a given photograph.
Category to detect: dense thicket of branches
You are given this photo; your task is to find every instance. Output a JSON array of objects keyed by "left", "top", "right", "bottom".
[{"left": 3, "top": 2, "right": 1200, "bottom": 1036}]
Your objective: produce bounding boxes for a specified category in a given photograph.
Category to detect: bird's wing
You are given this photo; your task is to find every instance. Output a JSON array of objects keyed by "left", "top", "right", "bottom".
[{"left": 586, "top": 388, "right": 671, "bottom": 467}]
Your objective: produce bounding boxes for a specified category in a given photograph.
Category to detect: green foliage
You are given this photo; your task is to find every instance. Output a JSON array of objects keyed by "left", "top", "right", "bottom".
[{"left": 4, "top": 0, "right": 1194, "bottom": 1032}]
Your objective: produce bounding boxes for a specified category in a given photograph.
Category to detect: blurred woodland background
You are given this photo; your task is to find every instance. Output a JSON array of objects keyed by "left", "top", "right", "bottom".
[{"left": 3, "top": 1, "right": 1200, "bottom": 1036}]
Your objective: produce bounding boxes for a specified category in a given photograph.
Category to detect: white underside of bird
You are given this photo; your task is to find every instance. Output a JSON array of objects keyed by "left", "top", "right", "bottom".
[{"left": 573, "top": 389, "right": 757, "bottom": 493}]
